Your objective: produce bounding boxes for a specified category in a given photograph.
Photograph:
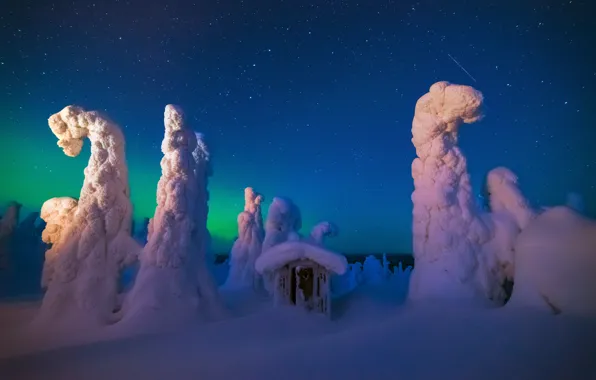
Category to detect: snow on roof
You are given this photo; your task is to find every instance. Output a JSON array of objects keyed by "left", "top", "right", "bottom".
[{"left": 255, "top": 241, "right": 348, "bottom": 275}]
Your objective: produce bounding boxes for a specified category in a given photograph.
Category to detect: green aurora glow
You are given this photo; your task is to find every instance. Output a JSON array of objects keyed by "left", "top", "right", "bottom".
[{"left": 0, "top": 131, "right": 253, "bottom": 250}]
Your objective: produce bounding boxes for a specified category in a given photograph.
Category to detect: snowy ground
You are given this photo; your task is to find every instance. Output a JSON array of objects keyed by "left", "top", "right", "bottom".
[{"left": 1, "top": 283, "right": 595, "bottom": 380}]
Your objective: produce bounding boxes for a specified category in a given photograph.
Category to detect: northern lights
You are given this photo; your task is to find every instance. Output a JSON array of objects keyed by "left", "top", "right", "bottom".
[{"left": 1, "top": 0, "right": 594, "bottom": 255}]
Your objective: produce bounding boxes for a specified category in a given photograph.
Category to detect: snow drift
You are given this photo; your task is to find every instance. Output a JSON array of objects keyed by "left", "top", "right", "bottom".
[
  {"left": 34, "top": 106, "right": 139, "bottom": 329},
  {"left": 507, "top": 206, "right": 596, "bottom": 316}
]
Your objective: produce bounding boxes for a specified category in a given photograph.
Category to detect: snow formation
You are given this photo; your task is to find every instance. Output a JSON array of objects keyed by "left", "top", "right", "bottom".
[
  {"left": 192, "top": 132, "right": 215, "bottom": 269},
  {"left": 261, "top": 197, "right": 302, "bottom": 293},
  {"left": 262, "top": 197, "right": 302, "bottom": 252},
  {"left": 0, "top": 201, "right": 21, "bottom": 270},
  {"left": 35, "top": 106, "right": 139, "bottom": 329},
  {"left": 507, "top": 206, "right": 596, "bottom": 316},
  {"left": 408, "top": 81, "right": 492, "bottom": 302},
  {"left": 408, "top": 83, "right": 537, "bottom": 304},
  {"left": 473, "top": 166, "right": 537, "bottom": 302},
  {"left": 485, "top": 167, "right": 535, "bottom": 230},
  {"left": 309, "top": 221, "right": 338, "bottom": 246},
  {"left": 362, "top": 255, "right": 384, "bottom": 285},
  {"left": 39, "top": 197, "right": 78, "bottom": 289},
  {"left": 255, "top": 240, "right": 348, "bottom": 275},
  {"left": 190, "top": 131, "right": 223, "bottom": 308},
  {"left": 124, "top": 105, "right": 221, "bottom": 324},
  {"left": 224, "top": 187, "right": 265, "bottom": 290}
]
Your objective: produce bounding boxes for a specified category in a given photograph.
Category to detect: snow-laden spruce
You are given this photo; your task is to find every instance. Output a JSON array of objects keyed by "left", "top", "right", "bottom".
[
  {"left": 262, "top": 197, "right": 302, "bottom": 252},
  {"left": 0, "top": 201, "right": 21, "bottom": 270},
  {"left": 223, "top": 187, "right": 265, "bottom": 290},
  {"left": 261, "top": 196, "right": 302, "bottom": 293},
  {"left": 39, "top": 197, "right": 78, "bottom": 289},
  {"left": 34, "top": 106, "right": 139, "bottom": 329},
  {"left": 408, "top": 82, "right": 535, "bottom": 304},
  {"left": 308, "top": 221, "right": 338, "bottom": 246},
  {"left": 124, "top": 105, "right": 222, "bottom": 325}
]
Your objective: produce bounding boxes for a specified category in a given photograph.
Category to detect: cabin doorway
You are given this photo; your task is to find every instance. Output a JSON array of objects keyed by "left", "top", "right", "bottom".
[{"left": 290, "top": 265, "right": 315, "bottom": 306}]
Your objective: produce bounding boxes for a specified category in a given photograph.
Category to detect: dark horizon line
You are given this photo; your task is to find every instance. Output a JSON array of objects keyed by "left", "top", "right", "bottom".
[{"left": 213, "top": 252, "right": 413, "bottom": 256}]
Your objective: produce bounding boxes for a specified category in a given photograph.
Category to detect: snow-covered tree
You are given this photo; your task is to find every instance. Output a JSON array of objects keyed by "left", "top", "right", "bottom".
[
  {"left": 224, "top": 187, "right": 265, "bottom": 290},
  {"left": 507, "top": 206, "right": 596, "bottom": 316},
  {"left": 261, "top": 197, "right": 302, "bottom": 293},
  {"left": 39, "top": 197, "right": 78, "bottom": 289},
  {"left": 476, "top": 167, "right": 536, "bottom": 302},
  {"left": 262, "top": 197, "right": 302, "bottom": 253},
  {"left": 408, "top": 83, "right": 535, "bottom": 305},
  {"left": 193, "top": 132, "right": 216, "bottom": 271},
  {"left": 0, "top": 201, "right": 21, "bottom": 270},
  {"left": 309, "top": 221, "right": 338, "bottom": 246},
  {"left": 124, "top": 105, "right": 222, "bottom": 326},
  {"left": 408, "top": 81, "right": 490, "bottom": 303},
  {"left": 34, "top": 106, "right": 139, "bottom": 329},
  {"left": 362, "top": 255, "right": 384, "bottom": 285}
]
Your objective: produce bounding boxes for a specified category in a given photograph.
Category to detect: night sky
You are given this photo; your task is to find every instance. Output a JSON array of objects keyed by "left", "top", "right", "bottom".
[{"left": 0, "top": 0, "right": 594, "bottom": 254}]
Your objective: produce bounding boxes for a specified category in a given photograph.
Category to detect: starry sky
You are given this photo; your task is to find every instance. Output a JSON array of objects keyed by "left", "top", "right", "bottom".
[{"left": 0, "top": 0, "right": 594, "bottom": 255}]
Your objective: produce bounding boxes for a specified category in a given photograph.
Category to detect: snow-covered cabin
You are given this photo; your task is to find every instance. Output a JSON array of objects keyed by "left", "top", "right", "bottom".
[{"left": 255, "top": 241, "right": 348, "bottom": 317}]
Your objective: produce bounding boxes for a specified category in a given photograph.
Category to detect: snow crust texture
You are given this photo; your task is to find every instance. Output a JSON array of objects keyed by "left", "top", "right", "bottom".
[
  {"left": 35, "top": 106, "right": 138, "bottom": 329},
  {"left": 224, "top": 187, "right": 265, "bottom": 290},
  {"left": 256, "top": 240, "right": 348, "bottom": 275}
]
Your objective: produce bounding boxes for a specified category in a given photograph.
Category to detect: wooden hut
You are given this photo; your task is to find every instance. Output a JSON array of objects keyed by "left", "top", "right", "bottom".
[{"left": 255, "top": 241, "right": 348, "bottom": 317}]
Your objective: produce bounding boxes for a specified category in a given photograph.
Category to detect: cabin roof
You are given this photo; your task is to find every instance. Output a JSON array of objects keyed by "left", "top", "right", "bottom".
[{"left": 255, "top": 241, "right": 348, "bottom": 275}]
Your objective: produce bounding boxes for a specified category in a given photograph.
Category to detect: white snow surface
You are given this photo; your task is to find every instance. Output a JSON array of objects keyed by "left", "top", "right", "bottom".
[
  {"left": 34, "top": 106, "right": 139, "bottom": 330},
  {"left": 507, "top": 206, "right": 596, "bottom": 316},
  {"left": 0, "top": 286, "right": 595, "bottom": 380},
  {"left": 255, "top": 240, "right": 348, "bottom": 275}
]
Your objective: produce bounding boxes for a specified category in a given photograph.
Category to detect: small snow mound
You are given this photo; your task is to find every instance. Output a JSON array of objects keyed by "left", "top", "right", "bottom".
[
  {"left": 255, "top": 241, "right": 348, "bottom": 275},
  {"left": 508, "top": 206, "right": 596, "bottom": 316}
]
